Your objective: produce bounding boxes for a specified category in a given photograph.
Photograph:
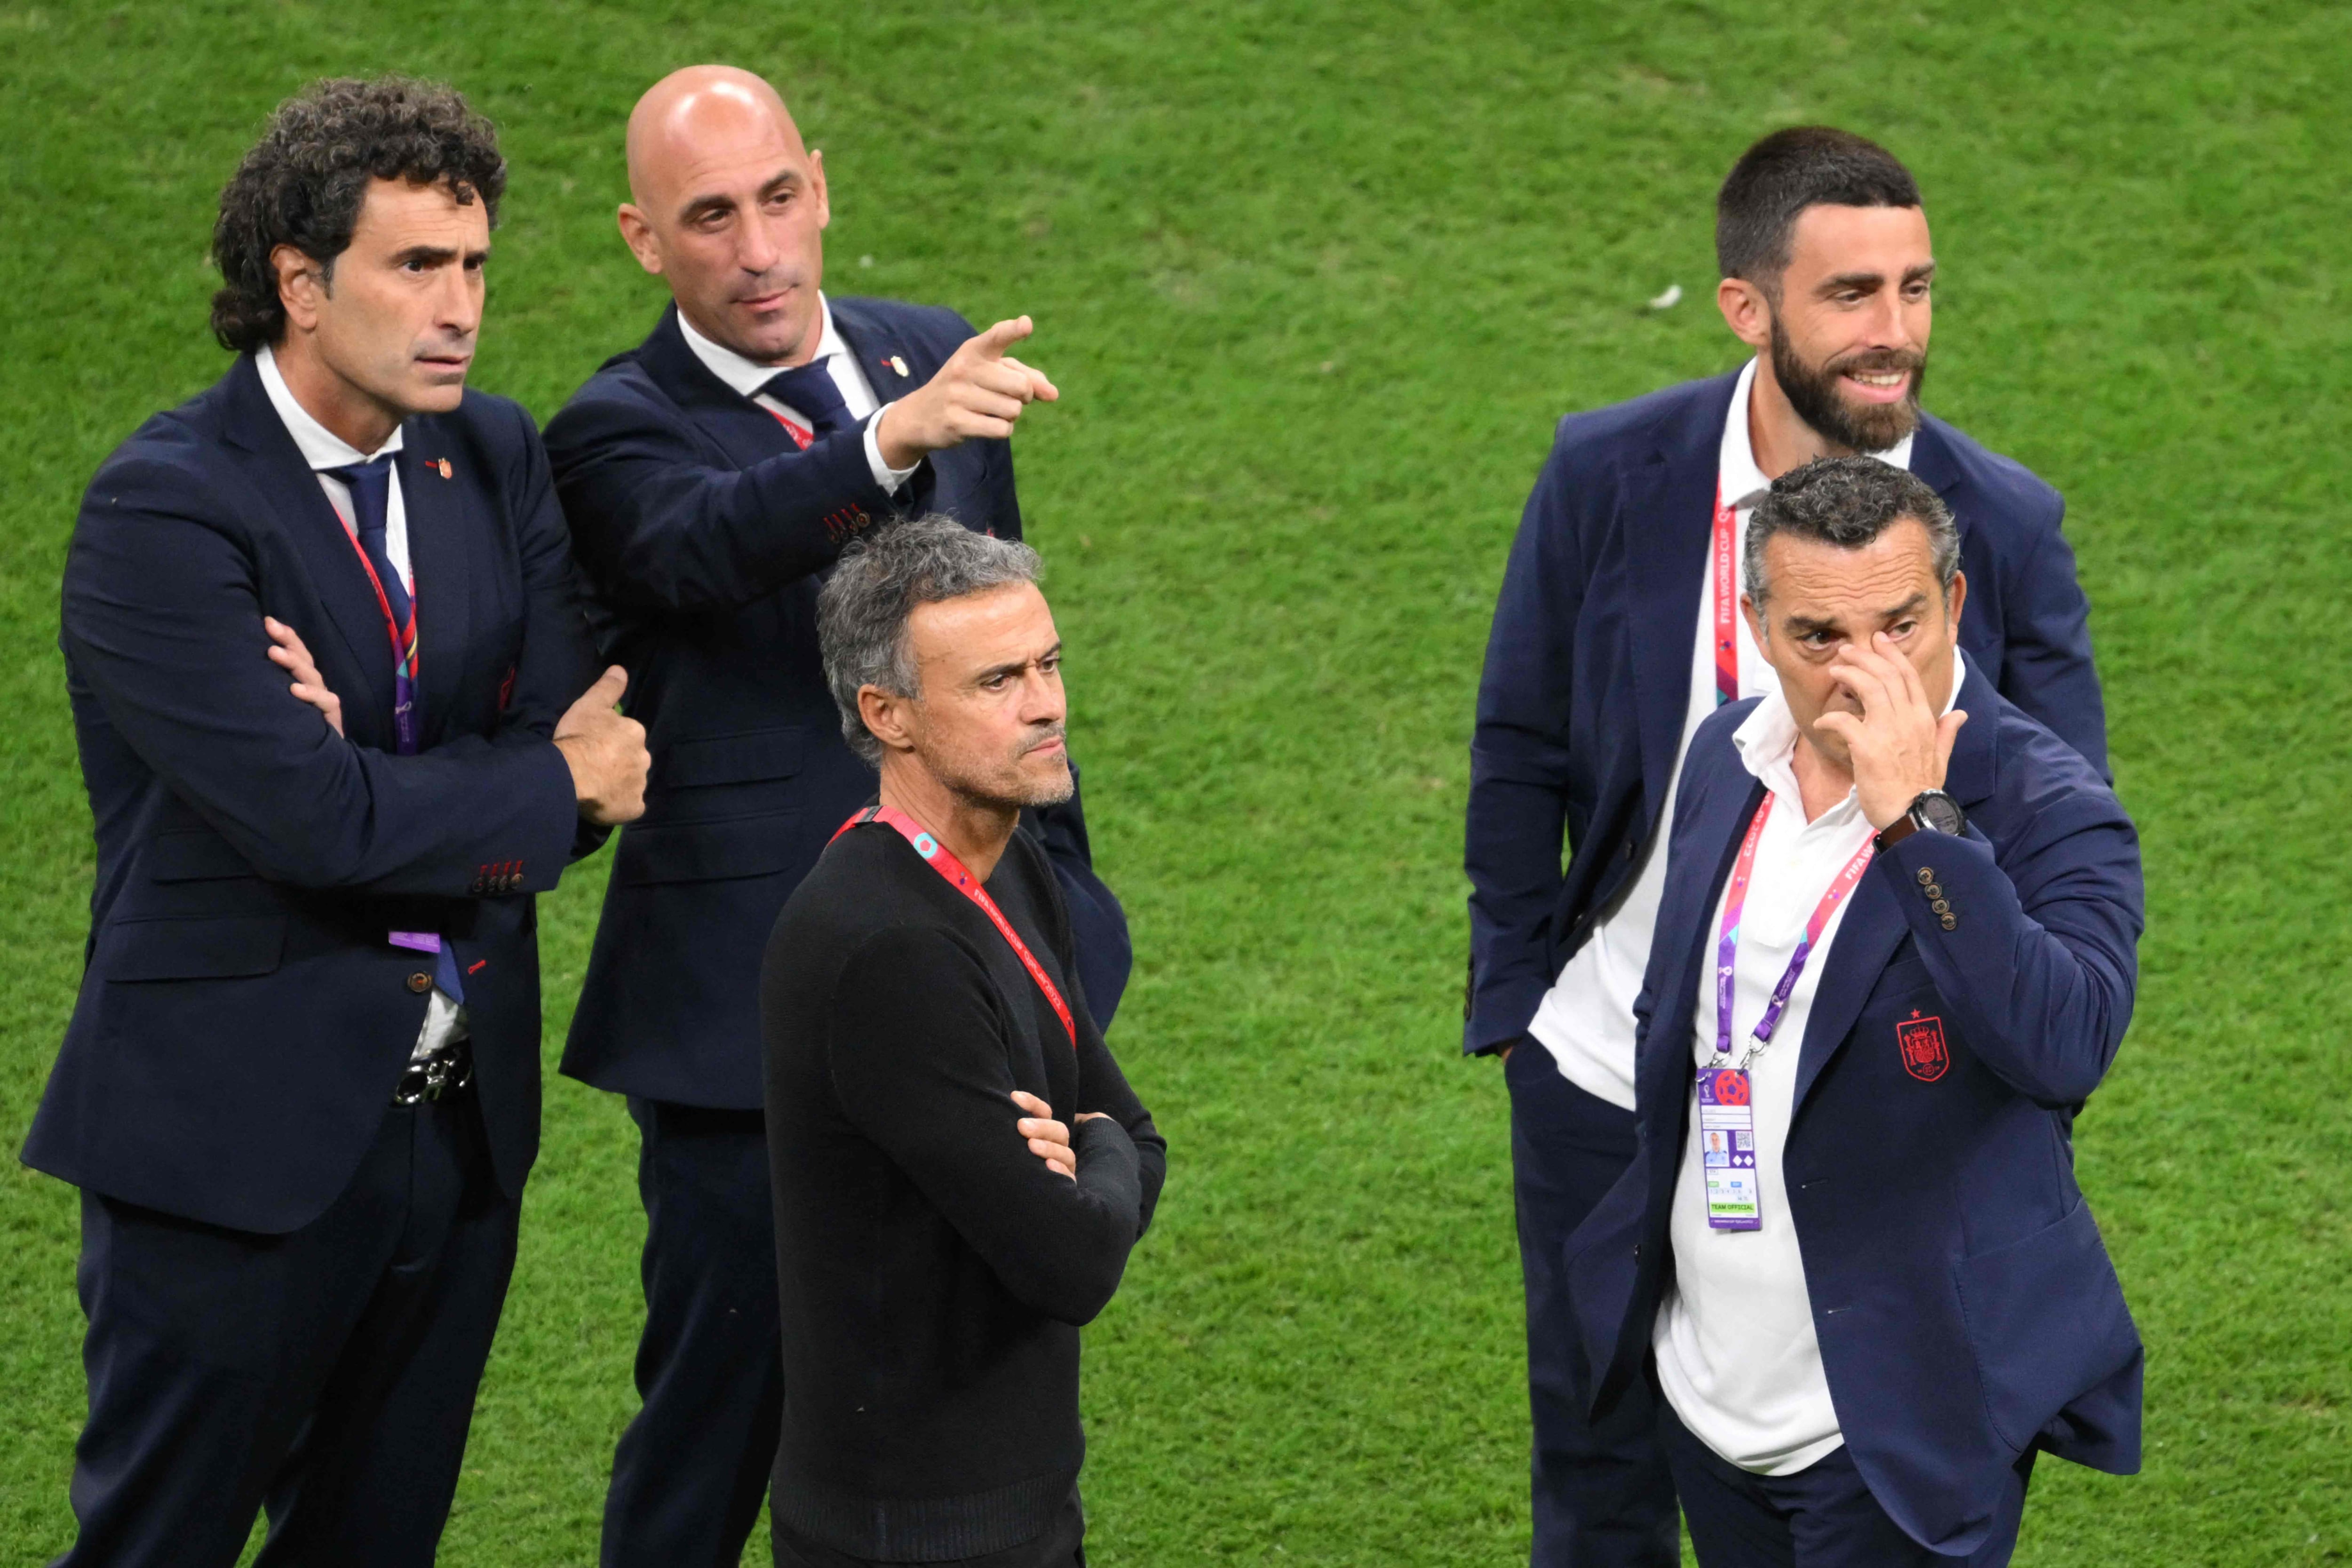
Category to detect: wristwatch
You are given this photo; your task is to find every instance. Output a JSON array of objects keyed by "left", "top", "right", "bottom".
[{"left": 1874, "top": 788, "right": 1966, "bottom": 851}]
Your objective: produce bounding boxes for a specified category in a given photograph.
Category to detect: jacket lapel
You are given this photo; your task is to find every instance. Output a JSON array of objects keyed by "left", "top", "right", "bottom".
[
  {"left": 1908, "top": 414, "right": 1963, "bottom": 502},
  {"left": 216, "top": 356, "right": 398, "bottom": 733},
  {"left": 829, "top": 296, "right": 930, "bottom": 407},
  {"left": 1791, "top": 655, "right": 2002, "bottom": 1114},
  {"left": 1622, "top": 371, "right": 1740, "bottom": 835},
  {"left": 638, "top": 305, "right": 804, "bottom": 470},
  {"left": 1639, "top": 752, "right": 1768, "bottom": 1130},
  {"left": 397, "top": 436, "right": 473, "bottom": 747}
]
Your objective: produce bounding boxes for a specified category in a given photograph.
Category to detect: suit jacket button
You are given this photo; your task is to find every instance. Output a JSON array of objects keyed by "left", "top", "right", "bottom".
[
  {"left": 1916, "top": 867, "right": 1935, "bottom": 885},
  {"left": 1939, "top": 914, "right": 1958, "bottom": 931},
  {"left": 407, "top": 972, "right": 433, "bottom": 994},
  {"left": 1931, "top": 899, "right": 1951, "bottom": 915},
  {"left": 1923, "top": 883, "right": 1943, "bottom": 900}
]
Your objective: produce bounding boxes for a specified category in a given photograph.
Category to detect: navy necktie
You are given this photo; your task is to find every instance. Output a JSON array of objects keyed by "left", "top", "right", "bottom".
[
  {"left": 322, "top": 453, "right": 461, "bottom": 1004},
  {"left": 757, "top": 361, "right": 854, "bottom": 435},
  {"left": 325, "top": 455, "right": 411, "bottom": 637}
]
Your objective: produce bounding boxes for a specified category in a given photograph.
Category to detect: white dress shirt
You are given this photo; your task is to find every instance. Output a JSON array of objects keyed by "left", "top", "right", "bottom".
[
  {"left": 1653, "top": 662, "right": 1963, "bottom": 1475},
  {"left": 675, "top": 295, "right": 920, "bottom": 494},
  {"left": 1526, "top": 358, "right": 1915, "bottom": 1109},
  {"left": 255, "top": 344, "right": 464, "bottom": 1061}
]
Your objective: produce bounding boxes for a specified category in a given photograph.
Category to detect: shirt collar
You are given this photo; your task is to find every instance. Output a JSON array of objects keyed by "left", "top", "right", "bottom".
[
  {"left": 675, "top": 294, "right": 842, "bottom": 400},
  {"left": 255, "top": 343, "right": 405, "bottom": 468},
  {"left": 1719, "top": 355, "right": 1918, "bottom": 513},
  {"left": 1732, "top": 648, "right": 1970, "bottom": 804}
]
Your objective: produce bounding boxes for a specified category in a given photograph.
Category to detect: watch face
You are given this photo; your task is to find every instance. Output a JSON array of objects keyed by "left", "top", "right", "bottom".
[{"left": 1918, "top": 791, "right": 1966, "bottom": 835}]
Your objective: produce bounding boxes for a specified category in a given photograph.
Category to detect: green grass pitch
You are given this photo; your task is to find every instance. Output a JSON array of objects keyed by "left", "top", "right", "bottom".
[{"left": 3, "top": 1, "right": 2347, "bottom": 1562}]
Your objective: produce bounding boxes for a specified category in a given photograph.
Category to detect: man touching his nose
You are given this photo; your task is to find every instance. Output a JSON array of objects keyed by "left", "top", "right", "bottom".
[
  {"left": 1466, "top": 127, "right": 2109, "bottom": 1567},
  {"left": 540, "top": 64, "right": 1132, "bottom": 1567}
]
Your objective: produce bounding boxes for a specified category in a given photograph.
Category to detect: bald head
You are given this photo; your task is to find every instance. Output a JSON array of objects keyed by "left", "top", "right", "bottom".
[
  {"left": 626, "top": 65, "right": 798, "bottom": 209},
  {"left": 616, "top": 64, "right": 832, "bottom": 365}
]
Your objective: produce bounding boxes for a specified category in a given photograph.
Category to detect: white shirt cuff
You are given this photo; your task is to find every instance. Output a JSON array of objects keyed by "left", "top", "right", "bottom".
[{"left": 863, "top": 406, "right": 921, "bottom": 495}]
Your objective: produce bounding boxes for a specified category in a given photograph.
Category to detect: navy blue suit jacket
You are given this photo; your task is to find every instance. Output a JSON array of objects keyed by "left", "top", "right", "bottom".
[
  {"left": 545, "top": 300, "right": 1130, "bottom": 1109},
  {"left": 1565, "top": 657, "right": 2144, "bottom": 1555},
  {"left": 1464, "top": 371, "right": 2108, "bottom": 1055},
  {"left": 24, "top": 354, "right": 605, "bottom": 1234}
]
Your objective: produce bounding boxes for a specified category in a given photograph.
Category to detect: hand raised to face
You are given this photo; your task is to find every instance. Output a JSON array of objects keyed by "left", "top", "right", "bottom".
[{"left": 1811, "top": 630, "right": 1967, "bottom": 829}]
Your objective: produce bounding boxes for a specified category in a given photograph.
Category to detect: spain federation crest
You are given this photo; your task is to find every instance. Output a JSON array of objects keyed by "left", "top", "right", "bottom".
[{"left": 1897, "top": 1011, "right": 1949, "bottom": 1082}]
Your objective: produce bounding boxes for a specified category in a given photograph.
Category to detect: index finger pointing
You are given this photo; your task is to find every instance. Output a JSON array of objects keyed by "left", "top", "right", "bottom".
[{"left": 971, "top": 315, "right": 1034, "bottom": 358}]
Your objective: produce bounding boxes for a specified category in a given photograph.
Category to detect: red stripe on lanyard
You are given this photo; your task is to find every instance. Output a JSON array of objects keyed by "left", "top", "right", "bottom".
[
  {"left": 830, "top": 805, "right": 1078, "bottom": 1048},
  {"left": 339, "top": 525, "right": 418, "bottom": 679},
  {"left": 1712, "top": 792, "right": 1874, "bottom": 1067},
  {"left": 1711, "top": 479, "right": 1739, "bottom": 707},
  {"left": 766, "top": 406, "right": 816, "bottom": 451}
]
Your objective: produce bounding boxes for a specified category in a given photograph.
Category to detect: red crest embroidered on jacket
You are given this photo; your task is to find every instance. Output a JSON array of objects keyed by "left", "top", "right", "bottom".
[{"left": 1897, "top": 1011, "right": 1949, "bottom": 1082}]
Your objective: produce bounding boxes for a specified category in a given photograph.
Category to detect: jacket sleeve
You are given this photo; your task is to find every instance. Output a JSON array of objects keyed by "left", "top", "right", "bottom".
[
  {"left": 1464, "top": 436, "right": 1589, "bottom": 1054},
  {"left": 499, "top": 404, "right": 614, "bottom": 866},
  {"left": 826, "top": 925, "right": 1151, "bottom": 1325},
  {"left": 1873, "top": 790, "right": 2142, "bottom": 1106},
  {"left": 60, "top": 449, "right": 584, "bottom": 899},
  {"left": 1989, "top": 493, "right": 2111, "bottom": 781},
  {"left": 544, "top": 386, "right": 894, "bottom": 613}
]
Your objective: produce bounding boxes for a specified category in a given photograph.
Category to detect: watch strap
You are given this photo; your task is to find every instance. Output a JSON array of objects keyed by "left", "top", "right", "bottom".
[{"left": 1874, "top": 812, "right": 1922, "bottom": 852}]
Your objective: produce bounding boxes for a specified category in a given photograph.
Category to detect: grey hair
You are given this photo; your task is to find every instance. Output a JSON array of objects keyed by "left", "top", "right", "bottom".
[
  {"left": 818, "top": 515, "right": 1045, "bottom": 765},
  {"left": 1744, "top": 455, "right": 1959, "bottom": 612}
]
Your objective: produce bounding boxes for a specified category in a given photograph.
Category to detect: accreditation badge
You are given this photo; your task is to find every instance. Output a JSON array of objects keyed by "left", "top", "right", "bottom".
[{"left": 1698, "top": 1067, "right": 1761, "bottom": 1231}]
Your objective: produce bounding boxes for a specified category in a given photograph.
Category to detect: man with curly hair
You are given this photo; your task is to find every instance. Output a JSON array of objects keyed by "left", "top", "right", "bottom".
[{"left": 25, "top": 76, "right": 647, "bottom": 1567}]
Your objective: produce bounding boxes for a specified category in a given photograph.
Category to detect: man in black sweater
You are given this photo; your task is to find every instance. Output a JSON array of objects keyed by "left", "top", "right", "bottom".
[{"left": 762, "top": 516, "right": 1166, "bottom": 1567}]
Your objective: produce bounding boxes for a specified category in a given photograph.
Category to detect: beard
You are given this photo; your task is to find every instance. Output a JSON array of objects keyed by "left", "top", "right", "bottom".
[{"left": 1770, "top": 314, "right": 1927, "bottom": 454}]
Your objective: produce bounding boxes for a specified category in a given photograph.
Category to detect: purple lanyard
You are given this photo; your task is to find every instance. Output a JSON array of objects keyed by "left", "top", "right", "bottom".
[{"left": 1713, "top": 793, "right": 1875, "bottom": 1067}]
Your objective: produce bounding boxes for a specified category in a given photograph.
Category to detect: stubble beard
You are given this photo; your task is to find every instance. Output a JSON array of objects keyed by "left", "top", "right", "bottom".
[{"left": 937, "top": 729, "right": 1074, "bottom": 814}]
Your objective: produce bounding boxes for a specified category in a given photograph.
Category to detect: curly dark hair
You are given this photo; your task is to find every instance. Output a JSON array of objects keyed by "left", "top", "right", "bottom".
[
  {"left": 209, "top": 76, "right": 506, "bottom": 353},
  {"left": 1744, "top": 455, "right": 1958, "bottom": 610}
]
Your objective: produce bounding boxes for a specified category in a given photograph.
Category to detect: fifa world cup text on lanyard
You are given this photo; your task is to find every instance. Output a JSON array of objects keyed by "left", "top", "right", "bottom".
[
  {"left": 1699, "top": 794, "right": 1874, "bottom": 1230},
  {"left": 1712, "top": 483, "right": 1741, "bottom": 708}
]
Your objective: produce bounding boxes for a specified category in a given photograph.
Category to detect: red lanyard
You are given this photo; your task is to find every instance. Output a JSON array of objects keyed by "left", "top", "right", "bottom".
[
  {"left": 830, "top": 805, "right": 1077, "bottom": 1047},
  {"left": 336, "top": 525, "right": 421, "bottom": 755},
  {"left": 766, "top": 407, "right": 815, "bottom": 451},
  {"left": 1713, "top": 793, "right": 1874, "bottom": 1067},
  {"left": 1711, "top": 480, "right": 1739, "bottom": 707}
]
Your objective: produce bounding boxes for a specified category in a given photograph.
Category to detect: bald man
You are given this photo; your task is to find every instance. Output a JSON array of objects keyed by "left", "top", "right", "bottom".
[{"left": 541, "top": 66, "right": 1132, "bottom": 1567}]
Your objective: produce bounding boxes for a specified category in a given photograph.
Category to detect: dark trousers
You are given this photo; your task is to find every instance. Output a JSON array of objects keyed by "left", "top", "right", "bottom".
[
  {"left": 601, "top": 1098, "right": 785, "bottom": 1568},
  {"left": 54, "top": 1091, "right": 517, "bottom": 1568},
  {"left": 1661, "top": 1402, "right": 2034, "bottom": 1567},
  {"left": 770, "top": 1490, "right": 1087, "bottom": 1568},
  {"left": 1506, "top": 1043, "right": 1680, "bottom": 1568}
]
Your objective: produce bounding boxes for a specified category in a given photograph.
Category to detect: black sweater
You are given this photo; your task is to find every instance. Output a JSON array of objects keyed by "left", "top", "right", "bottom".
[{"left": 760, "top": 819, "right": 1167, "bottom": 1560}]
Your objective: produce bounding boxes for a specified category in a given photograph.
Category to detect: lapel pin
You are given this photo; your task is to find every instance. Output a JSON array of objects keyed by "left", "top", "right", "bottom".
[
  {"left": 432, "top": 458, "right": 453, "bottom": 479},
  {"left": 889, "top": 355, "right": 909, "bottom": 379}
]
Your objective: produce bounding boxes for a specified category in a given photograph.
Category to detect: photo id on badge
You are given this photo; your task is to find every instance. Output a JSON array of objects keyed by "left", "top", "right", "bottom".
[{"left": 1699, "top": 1067, "right": 1762, "bottom": 1231}]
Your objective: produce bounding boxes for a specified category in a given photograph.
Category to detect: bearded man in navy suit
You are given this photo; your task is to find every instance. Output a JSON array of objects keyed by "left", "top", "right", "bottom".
[
  {"left": 1467, "top": 127, "right": 2111, "bottom": 1566},
  {"left": 541, "top": 65, "right": 1131, "bottom": 1567}
]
